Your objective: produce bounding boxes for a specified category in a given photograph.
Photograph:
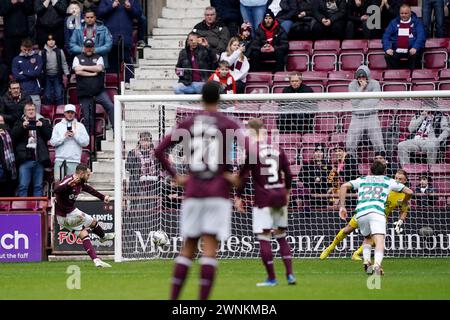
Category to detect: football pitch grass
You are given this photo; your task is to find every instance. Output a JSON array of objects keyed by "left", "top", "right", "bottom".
[{"left": 1, "top": 258, "right": 450, "bottom": 300}]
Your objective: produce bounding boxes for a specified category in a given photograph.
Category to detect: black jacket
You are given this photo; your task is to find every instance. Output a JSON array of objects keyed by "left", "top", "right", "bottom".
[
  {"left": 0, "top": 62, "right": 8, "bottom": 96},
  {"left": 0, "top": 0, "right": 34, "bottom": 38},
  {"left": 0, "top": 93, "right": 32, "bottom": 131},
  {"left": 192, "top": 19, "right": 230, "bottom": 57},
  {"left": 250, "top": 21, "right": 289, "bottom": 53},
  {"left": 211, "top": 0, "right": 241, "bottom": 23},
  {"left": 282, "top": 84, "right": 313, "bottom": 93},
  {"left": 11, "top": 116, "right": 52, "bottom": 166},
  {"left": 293, "top": 0, "right": 314, "bottom": 21},
  {"left": 347, "top": 0, "right": 367, "bottom": 23},
  {"left": 34, "top": 0, "right": 68, "bottom": 29},
  {"left": 312, "top": 0, "right": 347, "bottom": 23},
  {"left": 176, "top": 43, "right": 217, "bottom": 86},
  {"left": 267, "top": 0, "right": 299, "bottom": 22}
]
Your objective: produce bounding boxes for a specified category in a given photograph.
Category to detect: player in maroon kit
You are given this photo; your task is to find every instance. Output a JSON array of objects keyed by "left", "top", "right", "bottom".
[
  {"left": 54, "top": 164, "right": 114, "bottom": 268},
  {"left": 235, "top": 118, "right": 296, "bottom": 286},
  {"left": 154, "top": 81, "right": 246, "bottom": 300}
]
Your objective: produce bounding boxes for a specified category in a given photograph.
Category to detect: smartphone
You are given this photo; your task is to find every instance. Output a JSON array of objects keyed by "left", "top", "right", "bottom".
[
  {"left": 28, "top": 120, "right": 37, "bottom": 130},
  {"left": 67, "top": 122, "right": 73, "bottom": 132}
]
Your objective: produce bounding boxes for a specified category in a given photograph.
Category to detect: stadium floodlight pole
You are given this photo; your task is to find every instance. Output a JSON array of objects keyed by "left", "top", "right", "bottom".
[{"left": 114, "top": 95, "right": 123, "bottom": 262}]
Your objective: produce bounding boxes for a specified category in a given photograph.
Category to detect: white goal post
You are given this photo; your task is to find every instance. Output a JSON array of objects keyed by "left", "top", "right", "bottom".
[{"left": 114, "top": 91, "right": 450, "bottom": 262}]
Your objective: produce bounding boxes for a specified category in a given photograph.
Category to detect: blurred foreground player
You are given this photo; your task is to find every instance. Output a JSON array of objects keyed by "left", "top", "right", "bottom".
[
  {"left": 154, "top": 81, "right": 246, "bottom": 300},
  {"left": 54, "top": 164, "right": 114, "bottom": 268},
  {"left": 235, "top": 118, "right": 296, "bottom": 286}
]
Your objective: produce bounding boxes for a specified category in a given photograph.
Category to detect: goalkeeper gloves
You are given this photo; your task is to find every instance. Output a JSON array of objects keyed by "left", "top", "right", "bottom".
[{"left": 394, "top": 219, "right": 404, "bottom": 234}]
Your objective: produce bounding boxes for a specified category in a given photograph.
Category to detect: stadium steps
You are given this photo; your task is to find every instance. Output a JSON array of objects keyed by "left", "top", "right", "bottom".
[{"left": 126, "top": 0, "right": 209, "bottom": 96}]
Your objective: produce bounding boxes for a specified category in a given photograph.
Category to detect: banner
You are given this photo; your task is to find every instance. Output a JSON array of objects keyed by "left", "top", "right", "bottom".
[
  {"left": 0, "top": 214, "right": 42, "bottom": 262},
  {"left": 52, "top": 200, "right": 114, "bottom": 254},
  {"left": 124, "top": 210, "right": 450, "bottom": 259}
]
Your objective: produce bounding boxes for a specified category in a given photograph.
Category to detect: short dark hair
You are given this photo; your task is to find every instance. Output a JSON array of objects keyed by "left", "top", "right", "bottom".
[
  {"left": 396, "top": 169, "right": 408, "bottom": 181},
  {"left": 202, "top": 81, "right": 221, "bottom": 104},
  {"left": 76, "top": 164, "right": 89, "bottom": 173},
  {"left": 21, "top": 38, "right": 33, "bottom": 48},
  {"left": 218, "top": 60, "right": 230, "bottom": 69},
  {"left": 8, "top": 79, "right": 20, "bottom": 88},
  {"left": 370, "top": 160, "right": 386, "bottom": 175},
  {"left": 84, "top": 8, "right": 96, "bottom": 15}
]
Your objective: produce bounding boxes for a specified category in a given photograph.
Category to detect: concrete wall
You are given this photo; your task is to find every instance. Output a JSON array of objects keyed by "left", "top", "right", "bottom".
[{"left": 147, "top": 0, "right": 167, "bottom": 34}]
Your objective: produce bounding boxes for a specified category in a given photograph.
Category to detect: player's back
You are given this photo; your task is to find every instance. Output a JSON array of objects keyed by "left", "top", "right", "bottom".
[
  {"left": 177, "top": 111, "right": 244, "bottom": 199},
  {"left": 245, "top": 142, "right": 292, "bottom": 208}
]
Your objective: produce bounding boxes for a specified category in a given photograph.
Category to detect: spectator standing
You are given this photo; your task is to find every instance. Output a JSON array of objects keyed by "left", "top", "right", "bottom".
[
  {"left": 193, "top": 6, "right": 231, "bottom": 59},
  {"left": 382, "top": 4, "right": 426, "bottom": 70},
  {"left": 34, "top": 0, "right": 69, "bottom": 49},
  {"left": 289, "top": 0, "right": 314, "bottom": 40},
  {"left": 208, "top": 61, "right": 237, "bottom": 94},
  {"left": 267, "top": 0, "right": 299, "bottom": 34},
  {"left": 50, "top": 104, "right": 89, "bottom": 180},
  {"left": 311, "top": 0, "right": 347, "bottom": 40},
  {"left": 0, "top": 115, "right": 17, "bottom": 196},
  {"left": 11, "top": 102, "right": 52, "bottom": 196},
  {"left": 220, "top": 37, "right": 250, "bottom": 93},
  {"left": 211, "top": 0, "right": 242, "bottom": 37},
  {"left": 41, "top": 34, "right": 70, "bottom": 106},
  {"left": 397, "top": 110, "right": 449, "bottom": 165},
  {"left": 415, "top": 175, "right": 437, "bottom": 207},
  {"left": 249, "top": 9, "right": 289, "bottom": 72},
  {"left": 12, "top": 39, "right": 43, "bottom": 113},
  {"left": 97, "top": 0, "right": 142, "bottom": 74},
  {"left": 0, "top": 80, "right": 32, "bottom": 131},
  {"left": 422, "top": 0, "right": 445, "bottom": 38},
  {"left": 279, "top": 71, "right": 314, "bottom": 134},
  {"left": 69, "top": 8, "right": 113, "bottom": 68},
  {"left": 81, "top": 0, "right": 100, "bottom": 13},
  {"left": 0, "top": 58, "right": 9, "bottom": 96},
  {"left": 0, "top": 0, "right": 34, "bottom": 66},
  {"left": 73, "top": 38, "right": 114, "bottom": 135},
  {"left": 174, "top": 32, "right": 217, "bottom": 95},
  {"left": 346, "top": 65, "right": 385, "bottom": 160},
  {"left": 64, "top": 1, "right": 83, "bottom": 50},
  {"left": 346, "top": 0, "right": 370, "bottom": 39},
  {"left": 240, "top": 0, "right": 269, "bottom": 36}
]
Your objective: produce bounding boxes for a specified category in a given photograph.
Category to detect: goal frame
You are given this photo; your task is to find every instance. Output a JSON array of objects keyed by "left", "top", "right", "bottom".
[{"left": 114, "top": 90, "right": 450, "bottom": 262}]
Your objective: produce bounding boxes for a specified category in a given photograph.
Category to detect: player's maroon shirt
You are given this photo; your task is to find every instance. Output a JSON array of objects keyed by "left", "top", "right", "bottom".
[
  {"left": 54, "top": 174, "right": 106, "bottom": 217},
  {"left": 154, "top": 111, "right": 245, "bottom": 199},
  {"left": 239, "top": 142, "right": 292, "bottom": 208}
]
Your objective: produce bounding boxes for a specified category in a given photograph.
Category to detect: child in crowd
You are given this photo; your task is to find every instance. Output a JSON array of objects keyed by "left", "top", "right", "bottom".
[{"left": 209, "top": 60, "right": 237, "bottom": 94}]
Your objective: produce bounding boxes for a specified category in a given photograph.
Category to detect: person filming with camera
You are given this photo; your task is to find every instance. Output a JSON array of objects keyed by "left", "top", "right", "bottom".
[
  {"left": 11, "top": 102, "right": 52, "bottom": 196},
  {"left": 50, "top": 104, "right": 89, "bottom": 181}
]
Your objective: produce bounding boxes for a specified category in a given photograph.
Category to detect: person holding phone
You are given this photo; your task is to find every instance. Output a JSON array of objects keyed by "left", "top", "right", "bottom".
[
  {"left": 0, "top": 115, "right": 17, "bottom": 197},
  {"left": 11, "top": 102, "right": 52, "bottom": 196},
  {"left": 50, "top": 104, "right": 89, "bottom": 181}
]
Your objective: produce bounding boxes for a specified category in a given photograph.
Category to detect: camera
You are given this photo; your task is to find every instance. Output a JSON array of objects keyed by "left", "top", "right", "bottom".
[
  {"left": 67, "top": 122, "right": 73, "bottom": 132},
  {"left": 28, "top": 120, "right": 37, "bottom": 130}
]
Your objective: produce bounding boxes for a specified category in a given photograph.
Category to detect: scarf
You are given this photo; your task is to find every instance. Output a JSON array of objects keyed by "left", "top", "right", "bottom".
[
  {"left": 137, "top": 148, "right": 155, "bottom": 177},
  {"left": 83, "top": 24, "right": 97, "bottom": 42},
  {"left": 210, "top": 70, "right": 236, "bottom": 94},
  {"left": 397, "top": 18, "right": 412, "bottom": 53},
  {"left": 0, "top": 130, "right": 17, "bottom": 179},
  {"left": 229, "top": 60, "right": 243, "bottom": 71},
  {"left": 260, "top": 20, "right": 279, "bottom": 47},
  {"left": 415, "top": 115, "right": 434, "bottom": 139}
]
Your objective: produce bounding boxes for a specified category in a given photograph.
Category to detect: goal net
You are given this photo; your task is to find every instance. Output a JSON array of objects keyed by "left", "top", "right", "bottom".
[{"left": 114, "top": 91, "right": 450, "bottom": 262}]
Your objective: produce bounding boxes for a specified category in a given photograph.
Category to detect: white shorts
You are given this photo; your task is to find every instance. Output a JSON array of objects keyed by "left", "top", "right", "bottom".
[
  {"left": 252, "top": 206, "right": 288, "bottom": 234},
  {"left": 57, "top": 208, "right": 94, "bottom": 235},
  {"left": 180, "top": 198, "right": 232, "bottom": 241},
  {"left": 356, "top": 212, "right": 386, "bottom": 237}
]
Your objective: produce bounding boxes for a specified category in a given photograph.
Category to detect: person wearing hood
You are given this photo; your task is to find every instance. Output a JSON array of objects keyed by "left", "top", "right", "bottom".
[
  {"left": 11, "top": 101, "right": 52, "bottom": 196},
  {"left": 173, "top": 32, "right": 217, "bottom": 94},
  {"left": 312, "top": 0, "right": 347, "bottom": 40},
  {"left": 346, "top": 65, "right": 385, "bottom": 160},
  {"left": 192, "top": 6, "right": 231, "bottom": 59},
  {"left": 41, "top": 34, "right": 71, "bottom": 106},
  {"left": 382, "top": 4, "right": 426, "bottom": 70},
  {"left": 249, "top": 9, "right": 289, "bottom": 72},
  {"left": 11, "top": 39, "right": 44, "bottom": 114},
  {"left": 34, "top": 0, "right": 69, "bottom": 49},
  {"left": 69, "top": 8, "right": 113, "bottom": 68}
]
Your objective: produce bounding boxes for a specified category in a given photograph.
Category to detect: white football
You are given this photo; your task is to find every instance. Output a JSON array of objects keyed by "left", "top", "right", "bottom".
[{"left": 153, "top": 230, "right": 169, "bottom": 247}]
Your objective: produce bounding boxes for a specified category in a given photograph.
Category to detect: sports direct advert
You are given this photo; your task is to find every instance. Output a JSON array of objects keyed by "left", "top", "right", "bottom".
[{"left": 0, "top": 214, "right": 42, "bottom": 262}]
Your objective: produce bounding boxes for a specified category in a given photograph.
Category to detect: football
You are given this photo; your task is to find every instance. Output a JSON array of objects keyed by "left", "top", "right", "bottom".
[{"left": 153, "top": 230, "right": 169, "bottom": 247}]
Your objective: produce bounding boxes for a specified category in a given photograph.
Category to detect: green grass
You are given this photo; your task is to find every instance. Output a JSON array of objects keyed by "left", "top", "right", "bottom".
[{"left": 1, "top": 259, "right": 450, "bottom": 300}]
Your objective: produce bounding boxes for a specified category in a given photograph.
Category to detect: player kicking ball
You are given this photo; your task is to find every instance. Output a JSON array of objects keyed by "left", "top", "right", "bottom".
[
  {"left": 234, "top": 118, "right": 296, "bottom": 287},
  {"left": 154, "top": 81, "right": 247, "bottom": 300},
  {"left": 54, "top": 164, "right": 114, "bottom": 268},
  {"left": 337, "top": 160, "right": 412, "bottom": 275},
  {"left": 320, "top": 169, "right": 410, "bottom": 261}
]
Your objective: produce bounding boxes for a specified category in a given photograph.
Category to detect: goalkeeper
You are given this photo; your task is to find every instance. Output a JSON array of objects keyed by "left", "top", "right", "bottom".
[{"left": 320, "top": 168, "right": 410, "bottom": 260}]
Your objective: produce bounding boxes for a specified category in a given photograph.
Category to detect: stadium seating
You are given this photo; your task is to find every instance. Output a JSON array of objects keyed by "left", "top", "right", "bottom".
[{"left": 314, "top": 115, "right": 339, "bottom": 134}]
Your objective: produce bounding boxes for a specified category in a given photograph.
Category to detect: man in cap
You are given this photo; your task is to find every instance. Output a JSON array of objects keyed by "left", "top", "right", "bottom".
[{"left": 50, "top": 104, "right": 90, "bottom": 181}]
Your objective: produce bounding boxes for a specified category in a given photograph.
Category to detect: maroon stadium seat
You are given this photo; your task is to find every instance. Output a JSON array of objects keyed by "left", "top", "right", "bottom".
[
  {"left": 368, "top": 39, "right": 383, "bottom": 52},
  {"left": 358, "top": 163, "right": 370, "bottom": 175},
  {"left": 327, "top": 83, "right": 349, "bottom": 92},
  {"left": 244, "top": 84, "right": 270, "bottom": 94},
  {"left": 341, "top": 39, "right": 368, "bottom": 53},
  {"left": 438, "top": 81, "right": 450, "bottom": 90},
  {"left": 308, "top": 84, "right": 325, "bottom": 93},
  {"left": 11, "top": 200, "right": 41, "bottom": 211},
  {"left": 314, "top": 39, "right": 340, "bottom": 54},
  {"left": 429, "top": 164, "right": 450, "bottom": 175},
  {"left": 411, "top": 82, "right": 436, "bottom": 91},
  {"left": 329, "top": 132, "right": 346, "bottom": 145},
  {"left": 278, "top": 133, "right": 302, "bottom": 147},
  {"left": 67, "top": 87, "right": 78, "bottom": 104},
  {"left": 378, "top": 113, "right": 394, "bottom": 129},
  {"left": 289, "top": 40, "right": 313, "bottom": 55},
  {"left": 105, "top": 73, "right": 119, "bottom": 87},
  {"left": 273, "top": 71, "right": 291, "bottom": 83},
  {"left": 302, "top": 133, "right": 329, "bottom": 144},
  {"left": 271, "top": 85, "right": 288, "bottom": 93},
  {"left": 341, "top": 114, "right": 352, "bottom": 133},
  {"left": 41, "top": 104, "right": 55, "bottom": 120},
  {"left": 302, "top": 71, "right": 328, "bottom": 86},
  {"left": 311, "top": 53, "right": 337, "bottom": 71},
  {"left": 286, "top": 54, "right": 309, "bottom": 72},
  {"left": 367, "top": 52, "right": 387, "bottom": 70},
  {"left": 383, "top": 69, "right": 411, "bottom": 82},
  {"left": 327, "top": 70, "right": 354, "bottom": 84},
  {"left": 411, "top": 69, "right": 438, "bottom": 90},
  {"left": 339, "top": 52, "right": 365, "bottom": 71},
  {"left": 369, "top": 69, "right": 383, "bottom": 81},
  {"left": 283, "top": 147, "right": 298, "bottom": 164},
  {"left": 397, "top": 112, "right": 416, "bottom": 140},
  {"left": 402, "top": 164, "right": 429, "bottom": 176},
  {"left": 439, "top": 68, "right": 450, "bottom": 80},
  {"left": 80, "top": 149, "right": 91, "bottom": 166},
  {"left": 246, "top": 72, "right": 273, "bottom": 85},
  {"left": 314, "top": 115, "right": 339, "bottom": 134},
  {"left": 382, "top": 82, "right": 409, "bottom": 91},
  {"left": 423, "top": 51, "right": 447, "bottom": 69},
  {"left": 0, "top": 201, "right": 11, "bottom": 211},
  {"left": 300, "top": 147, "right": 316, "bottom": 164}
]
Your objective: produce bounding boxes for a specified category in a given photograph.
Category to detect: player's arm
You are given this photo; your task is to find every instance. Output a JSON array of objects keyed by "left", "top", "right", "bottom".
[
  {"left": 338, "top": 182, "right": 353, "bottom": 221},
  {"left": 394, "top": 186, "right": 413, "bottom": 233},
  {"left": 53, "top": 176, "right": 76, "bottom": 194},
  {"left": 82, "top": 184, "right": 110, "bottom": 203},
  {"left": 280, "top": 150, "right": 293, "bottom": 202},
  {"left": 154, "top": 128, "right": 184, "bottom": 184},
  {"left": 233, "top": 161, "right": 251, "bottom": 213}
]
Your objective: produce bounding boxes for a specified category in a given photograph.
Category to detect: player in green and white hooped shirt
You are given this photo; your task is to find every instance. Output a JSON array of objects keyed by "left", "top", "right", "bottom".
[{"left": 338, "top": 160, "right": 413, "bottom": 275}]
